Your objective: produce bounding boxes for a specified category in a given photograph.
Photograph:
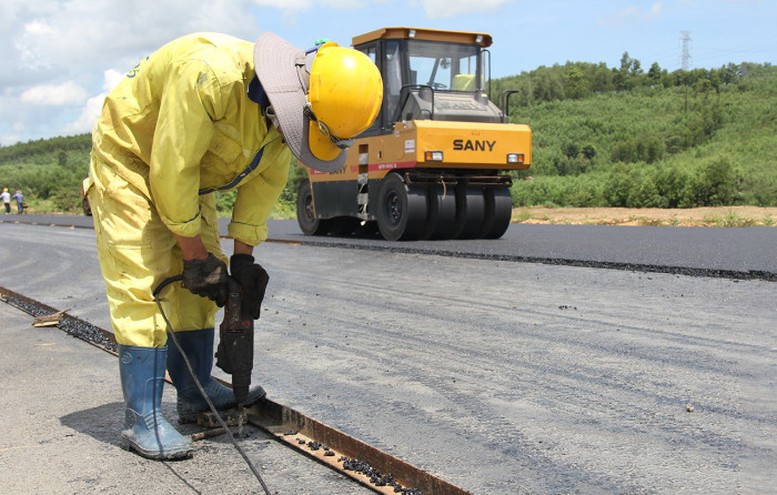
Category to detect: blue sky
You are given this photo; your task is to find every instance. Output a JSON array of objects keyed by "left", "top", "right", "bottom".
[{"left": 1, "top": 0, "right": 774, "bottom": 146}]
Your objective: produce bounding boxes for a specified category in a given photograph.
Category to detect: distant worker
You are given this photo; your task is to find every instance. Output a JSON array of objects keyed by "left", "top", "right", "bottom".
[
  {"left": 12, "top": 189, "right": 23, "bottom": 214},
  {"left": 1, "top": 188, "right": 10, "bottom": 214},
  {"left": 85, "top": 32, "right": 382, "bottom": 460}
]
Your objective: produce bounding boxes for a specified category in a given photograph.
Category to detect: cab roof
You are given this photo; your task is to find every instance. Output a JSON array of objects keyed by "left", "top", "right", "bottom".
[{"left": 352, "top": 27, "right": 493, "bottom": 48}]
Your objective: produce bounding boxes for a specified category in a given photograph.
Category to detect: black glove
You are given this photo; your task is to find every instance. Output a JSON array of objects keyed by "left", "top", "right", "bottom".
[
  {"left": 182, "top": 253, "right": 228, "bottom": 307},
  {"left": 230, "top": 254, "right": 269, "bottom": 319}
]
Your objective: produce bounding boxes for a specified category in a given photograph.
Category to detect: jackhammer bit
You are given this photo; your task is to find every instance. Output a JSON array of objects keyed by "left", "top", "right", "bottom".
[{"left": 215, "top": 277, "right": 254, "bottom": 407}]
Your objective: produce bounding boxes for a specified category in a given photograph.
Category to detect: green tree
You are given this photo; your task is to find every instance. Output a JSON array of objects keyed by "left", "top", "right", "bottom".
[
  {"left": 693, "top": 158, "right": 740, "bottom": 206},
  {"left": 647, "top": 62, "right": 665, "bottom": 87},
  {"left": 562, "top": 143, "right": 579, "bottom": 159},
  {"left": 564, "top": 67, "right": 591, "bottom": 99},
  {"left": 581, "top": 145, "right": 596, "bottom": 161}
]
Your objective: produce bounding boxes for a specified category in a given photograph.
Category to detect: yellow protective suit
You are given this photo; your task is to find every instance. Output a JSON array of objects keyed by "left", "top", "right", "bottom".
[{"left": 87, "top": 33, "right": 291, "bottom": 347}]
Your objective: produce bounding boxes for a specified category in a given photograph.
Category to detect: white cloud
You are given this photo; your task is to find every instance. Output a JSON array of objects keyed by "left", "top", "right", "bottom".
[
  {"left": 15, "top": 19, "right": 56, "bottom": 70},
  {"left": 251, "top": 0, "right": 363, "bottom": 9},
  {"left": 102, "top": 69, "right": 124, "bottom": 93},
  {"left": 250, "top": 0, "right": 364, "bottom": 27},
  {"left": 253, "top": 0, "right": 315, "bottom": 8},
  {"left": 598, "top": 2, "right": 664, "bottom": 26},
  {"left": 21, "top": 81, "right": 88, "bottom": 105},
  {"left": 419, "top": 0, "right": 511, "bottom": 18},
  {"left": 64, "top": 69, "right": 125, "bottom": 135},
  {"left": 64, "top": 93, "right": 104, "bottom": 135},
  {"left": 24, "top": 19, "right": 53, "bottom": 35},
  {"left": 0, "top": 117, "right": 24, "bottom": 146},
  {"left": 648, "top": 2, "right": 663, "bottom": 18},
  {"left": 8, "top": 1, "right": 259, "bottom": 81},
  {"left": 324, "top": 0, "right": 365, "bottom": 7},
  {"left": 1, "top": 0, "right": 262, "bottom": 143}
]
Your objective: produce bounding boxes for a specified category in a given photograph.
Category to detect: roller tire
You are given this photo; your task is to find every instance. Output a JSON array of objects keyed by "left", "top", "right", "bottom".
[
  {"left": 423, "top": 183, "right": 457, "bottom": 240},
  {"left": 479, "top": 186, "right": 513, "bottom": 239},
  {"left": 452, "top": 186, "right": 486, "bottom": 239},
  {"left": 296, "top": 180, "right": 329, "bottom": 236},
  {"left": 376, "top": 174, "right": 428, "bottom": 241}
]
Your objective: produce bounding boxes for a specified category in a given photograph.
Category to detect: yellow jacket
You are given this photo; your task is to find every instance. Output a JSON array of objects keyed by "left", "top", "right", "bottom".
[{"left": 92, "top": 32, "right": 290, "bottom": 246}]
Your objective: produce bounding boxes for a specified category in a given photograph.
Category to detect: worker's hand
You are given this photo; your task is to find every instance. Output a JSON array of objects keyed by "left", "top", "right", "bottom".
[
  {"left": 230, "top": 254, "right": 269, "bottom": 319},
  {"left": 182, "top": 253, "right": 228, "bottom": 307}
]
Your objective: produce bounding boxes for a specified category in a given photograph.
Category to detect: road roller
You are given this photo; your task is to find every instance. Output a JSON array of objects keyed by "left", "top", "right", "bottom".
[{"left": 296, "top": 26, "right": 532, "bottom": 240}]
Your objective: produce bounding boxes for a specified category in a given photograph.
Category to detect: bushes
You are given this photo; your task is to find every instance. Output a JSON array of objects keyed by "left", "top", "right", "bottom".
[
  {"left": 512, "top": 156, "right": 743, "bottom": 208},
  {"left": 611, "top": 136, "right": 665, "bottom": 164},
  {"left": 49, "top": 187, "right": 84, "bottom": 213},
  {"left": 691, "top": 157, "right": 740, "bottom": 206},
  {"left": 653, "top": 166, "right": 692, "bottom": 208},
  {"left": 511, "top": 174, "right": 605, "bottom": 207}
]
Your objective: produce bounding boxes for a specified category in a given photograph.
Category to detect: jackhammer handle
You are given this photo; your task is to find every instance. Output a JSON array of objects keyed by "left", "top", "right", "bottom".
[{"left": 222, "top": 277, "right": 246, "bottom": 320}]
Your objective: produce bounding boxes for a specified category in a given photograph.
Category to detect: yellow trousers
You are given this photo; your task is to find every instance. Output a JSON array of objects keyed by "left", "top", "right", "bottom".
[{"left": 87, "top": 155, "right": 223, "bottom": 347}]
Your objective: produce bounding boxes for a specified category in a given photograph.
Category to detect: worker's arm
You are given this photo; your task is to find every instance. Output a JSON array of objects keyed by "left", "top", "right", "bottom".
[
  {"left": 173, "top": 234, "right": 251, "bottom": 260},
  {"left": 175, "top": 234, "right": 209, "bottom": 261},
  {"left": 225, "top": 140, "right": 289, "bottom": 319},
  {"left": 149, "top": 59, "right": 220, "bottom": 239},
  {"left": 227, "top": 136, "right": 291, "bottom": 246},
  {"left": 233, "top": 239, "right": 253, "bottom": 257}
]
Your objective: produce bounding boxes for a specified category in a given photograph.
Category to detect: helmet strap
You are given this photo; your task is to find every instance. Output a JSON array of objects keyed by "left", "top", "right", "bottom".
[
  {"left": 265, "top": 105, "right": 280, "bottom": 131},
  {"left": 294, "top": 54, "right": 310, "bottom": 93},
  {"left": 247, "top": 75, "right": 270, "bottom": 111}
]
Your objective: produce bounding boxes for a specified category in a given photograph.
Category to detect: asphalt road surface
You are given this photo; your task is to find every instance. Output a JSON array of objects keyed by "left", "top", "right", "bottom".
[
  {"left": 1, "top": 217, "right": 775, "bottom": 494},
  {"left": 6, "top": 214, "right": 777, "bottom": 277}
]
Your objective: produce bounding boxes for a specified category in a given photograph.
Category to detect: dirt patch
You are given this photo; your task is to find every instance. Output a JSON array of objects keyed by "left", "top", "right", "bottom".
[{"left": 512, "top": 206, "right": 777, "bottom": 227}]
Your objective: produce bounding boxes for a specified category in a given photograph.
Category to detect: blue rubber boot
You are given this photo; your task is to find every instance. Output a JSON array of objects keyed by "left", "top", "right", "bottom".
[
  {"left": 118, "top": 345, "right": 193, "bottom": 460},
  {"left": 167, "top": 328, "right": 266, "bottom": 424}
]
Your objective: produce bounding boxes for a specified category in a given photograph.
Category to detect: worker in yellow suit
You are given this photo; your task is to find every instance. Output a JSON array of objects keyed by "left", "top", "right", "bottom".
[{"left": 85, "top": 32, "right": 382, "bottom": 460}]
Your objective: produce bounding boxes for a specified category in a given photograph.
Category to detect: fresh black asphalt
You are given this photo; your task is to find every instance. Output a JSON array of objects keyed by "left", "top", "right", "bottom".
[{"left": 6, "top": 214, "right": 775, "bottom": 280}]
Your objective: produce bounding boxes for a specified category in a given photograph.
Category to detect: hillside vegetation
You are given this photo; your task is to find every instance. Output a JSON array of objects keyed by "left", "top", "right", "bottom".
[
  {"left": 0, "top": 135, "right": 91, "bottom": 213},
  {"left": 0, "top": 55, "right": 775, "bottom": 215},
  {"left": 493, "top": 57, "right": 777, "bottom": 208}
]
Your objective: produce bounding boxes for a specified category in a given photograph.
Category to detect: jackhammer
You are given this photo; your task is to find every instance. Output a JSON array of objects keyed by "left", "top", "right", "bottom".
[
  {"left": 153, "top": 274, "right": 255, "bottom": 408},
  {"left": 215, "top": 277, "right": 254, "bottom": 407},
  {"left": 153, "top": 272, "right": 269, "bottom": 494}
]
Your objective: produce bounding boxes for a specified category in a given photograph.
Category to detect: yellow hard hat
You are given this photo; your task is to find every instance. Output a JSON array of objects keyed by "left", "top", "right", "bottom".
[
  {"left": 2, "top": 188, "right": 6, "bottom": 192},
  {"left": 254, "top": 32, "right": 383, "bottom": 172},
  {"left": 306, "top": 42, "right": 383, "bottom": 161}
]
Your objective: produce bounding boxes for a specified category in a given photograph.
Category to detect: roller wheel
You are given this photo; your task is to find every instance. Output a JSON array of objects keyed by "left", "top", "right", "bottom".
[
  {"left": 296, "top": 180, "right": 329, "bottom": 235},
  {"left": 376, "top": 174, "right": 428, "bottom": 241},
  {"left": 452, "top": 186, "right": 485, "bottom": 239},
  {"left": 479, "top": 186, "right": 513, "bottom": 239},
  {"left": 423, "top": 182, "right": 457, "bottom": 240}
]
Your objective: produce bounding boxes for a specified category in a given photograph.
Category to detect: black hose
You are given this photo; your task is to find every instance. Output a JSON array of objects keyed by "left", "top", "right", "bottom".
[{"left": 151, "top": 274, "right": 183, "bottom": 299}]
